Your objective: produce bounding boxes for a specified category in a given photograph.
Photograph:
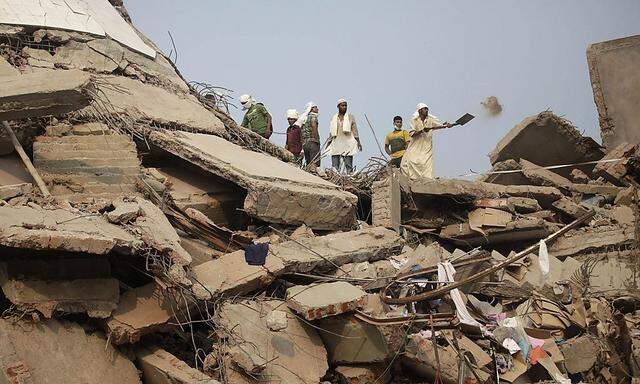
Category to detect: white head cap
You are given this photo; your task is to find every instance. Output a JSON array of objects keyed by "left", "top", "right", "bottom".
[
  {"left": 416, "top": 102, "right": 429, "bottom": 111},
  {"left": 239, "top": 94, "right": 254, "bottom": 110},
  {"left": 337, "top": 98, "right": 347, "bottom": 106},
  {"left": 286, "top": 109, "right": 299, "bottom": 119}
]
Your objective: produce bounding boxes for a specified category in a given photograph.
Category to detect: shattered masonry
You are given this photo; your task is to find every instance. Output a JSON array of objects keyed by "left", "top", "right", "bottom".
[{"left": 0, "top": 2, "right": 639, "bottom": 384}]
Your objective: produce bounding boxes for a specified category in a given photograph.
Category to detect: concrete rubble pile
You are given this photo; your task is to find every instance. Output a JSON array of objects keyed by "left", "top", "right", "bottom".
[{"left": 0, "top": 1, "right": 639, "bottom": 382}]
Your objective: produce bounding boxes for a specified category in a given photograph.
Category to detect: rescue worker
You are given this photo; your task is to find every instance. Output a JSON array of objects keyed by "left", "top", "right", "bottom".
[
  {"left": 326, "top": 98, "right": 361, "bottom": 174},
  {"left": 239, "top": 94, "right": 273, "bottom": 139},
  {"left": 285, "top": 109, "right": 302, "bottom": 162},
  {"left": 297, "top": 102, "right": 321, "bottom": 170},
  {"left": 401, "top": 103, "right": 452, "bottom": 179},
  {"left": 384, "top": 115, "right": 410, "bottom": 168}
]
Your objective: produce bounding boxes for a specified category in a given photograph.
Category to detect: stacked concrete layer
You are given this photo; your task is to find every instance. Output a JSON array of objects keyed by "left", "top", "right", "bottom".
[
  {"left": 148, "top": 129, "right": 358, "bottom": 230},
  {"left": 587, "top": 35, "right": 640, "bottom": 150},
  {"left": 285, "top": 282, "right": 367, "bottom": 320},
  {"left": 0, "top": 258, "right": 119, "bottom": 318},
  {"left": 0, "top": 319, "right": 141, "bottom": 384},
  {"left": 489, "top": 111, "right": 604, "bottom": 177},
  {"left": 137, "top": 347, "right": 220, "bottom": 384},
  {"left": 33, "top": 134, "right": 140, "bottom": 199},
  {"left": 0, "top": 204, "right": 139, "bottom": 254},
  {"left": 218, "top": 300, "right": 329, "bottom": 384},
  {"left": 0, "top": 69, "right": 95, "bottom": 120},
  {"left": 191, "top": 227, "right": 403, "bottom": 300}
]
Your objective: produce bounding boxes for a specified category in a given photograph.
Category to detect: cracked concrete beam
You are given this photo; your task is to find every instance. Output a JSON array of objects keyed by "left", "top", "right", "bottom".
[{"left": 147, "top": 129, "right": 358, "bottom": 230}]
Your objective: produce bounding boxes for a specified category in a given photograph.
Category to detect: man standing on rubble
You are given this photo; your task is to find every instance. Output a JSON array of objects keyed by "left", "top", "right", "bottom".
[
  {"left": 385, "top": 115, "right": 410, "bottom": 168},
  {"left": 326, "top": 99, "right": 362, "bottom": 174},
  {"left": 239, "top": 94, "right": 273, "bottom": 139},
  {"left": 297, "top": 101, "right": 321, "bottom": 170},
  {"left": 401, "top": 103, "right": 452, "bottom": 179},
  {"left": 285, "top": 109, "right": 302, "bottom": 162}
]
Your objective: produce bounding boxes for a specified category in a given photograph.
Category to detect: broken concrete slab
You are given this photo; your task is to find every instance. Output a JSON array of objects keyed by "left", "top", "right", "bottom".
[
  {"left": 441, "top": 217, "right": 550, "bottom": 247},
  {"left": 335, "top": 365, "right": 391, "bottom": 384},
  {"left": 520, "top": 158, "right": 573, "bottom": 189},
  {"left": 552, "top": 197, "right": 589, "bottom": 220},
  {"left": 548, "top": 225, "right": 634, "bottom": 259},
  {"left": 191, "top": 227, "right": 403, "bottom": 300},
  {"left": 0, "top": 318, "right": 141, "bottom": 384},
  {"left": 489, "top": 111, "right": 604, "bottom": 177},
  {"left": 286, "top": 282, "right": 366, "bottom": 320},
  {"left": 0, "top": 153, "right": 32, "bottom": 184},
  {"left": 474, "top": 197, "right": 542, "bottom": 214},
  {"left": 479, "top": 158, "right": 530, "bottom": 185},
  {"left": 218, "top": 300, "right": 328, "bottom": 384},
  {"left": 0, "top": 258, "right": 119, "bottom": 318},
  {"left": 148, "top": 129, "right": 358, "bottom": 230},
  {"left": 587, "top": 34, "right": 640, "bottom": 149},
  {"left": 560, "top": 336, "right": 600, "bottom": 374},
  {"left": 0, "top": 69, "right": 96, "bottom": 120},
  {"left": 105, "top": 283, "right": 187, "bottom": 344},
  {"left": 403, "top": 176, "right": 563, "bottom": 208},
  {"left": 0, "top": 182, "right": 32, "bottom": 201},
  {"left": 33, "top": 134, "right": 140, "bottom": 200},
  {"left": 0, "top": 203, "right": 138, "bottom": 254},
  {"left": 594, "top": 142, "right": 638, "bottom": 185},
  {"left": 318, "top": 315, "right": 402, "bottom": 364},
  {"left": 137, "top": 347, "right": 219, "bottom": 384}
]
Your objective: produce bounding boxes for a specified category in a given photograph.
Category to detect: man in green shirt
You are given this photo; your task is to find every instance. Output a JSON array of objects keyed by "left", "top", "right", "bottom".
[{"left": 239, "top": 94, "right": 273, "bottom": 139}]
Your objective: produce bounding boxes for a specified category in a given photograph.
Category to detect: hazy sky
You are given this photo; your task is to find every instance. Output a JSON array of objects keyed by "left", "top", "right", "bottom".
[{"left": 126, "top": 1, "right": 639, "bottom": 177}]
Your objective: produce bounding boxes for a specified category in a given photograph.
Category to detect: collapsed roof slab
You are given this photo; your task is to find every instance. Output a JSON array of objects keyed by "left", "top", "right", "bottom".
[
  {"left": 0, "top": 318, "right": 141, "bottom": 384},
  {"left": 402, "top": 177, "right": 563, "bottom": 208},
  {"left": 148, "top": 129, "right": 358, "bottom": 230},
  {"left": 0, "top": 69, "right": 95, "bottom": 120},
  {"left": 0, "top": 204, "right": 138, "bottom": 254},
  {"left": 489, "top": 111, "right": 604, "bottom": 177},
  {"left": 0, "top": 258, "right": 119, "bottom": 318},
  {"left": 191, "top": 227, "right": 403, "bottom": 300},
  {"left": 587, "top": 35, "right": 640, "bottom": 150}
]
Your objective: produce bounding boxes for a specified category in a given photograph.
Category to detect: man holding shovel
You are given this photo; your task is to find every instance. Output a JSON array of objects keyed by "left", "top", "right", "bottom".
[{"left": 401, "top": 103, "right": 474, "bottom": 179}]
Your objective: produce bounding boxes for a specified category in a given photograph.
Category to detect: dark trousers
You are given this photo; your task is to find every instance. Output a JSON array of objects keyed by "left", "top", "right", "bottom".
[
  {"left": 303, "top": 141, "right": 321, "bottom": 168},
  {"left": 332, "top": 155, "right": 353, "bottom": 173},
  {"left": 389, "top": 157, "right": 402, "bottom": 168}
]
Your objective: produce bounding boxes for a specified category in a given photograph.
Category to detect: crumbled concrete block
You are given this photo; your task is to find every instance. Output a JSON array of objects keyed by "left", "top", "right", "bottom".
[
  {"left": 615, "top": 186, "right": 636, "bottom": 206},
  {"left": 107, "top": 199, "right": 141, "bottom": 223},
  {"left": 571, "top": 168, "right": 592, "bottom": 183},
  {"left": 552, "top": 197, "right": 589, "bottom": 220},
  {"left": 489, "top": 111, "right": 604, "bottom": 178},
  {"left": 560, "top": 336, "right": 600, "bottom": 373},
  {"left": 371, "top": 172, "right": 401, "bottom": 231},
  {"left": 480, "top": 159, "right": 530, "bottom": 185},
  {"left": 286, "top": 282, "right": 366, "bottom": 320},
  {"left": 71, "top": 122, "right": 110, "bottom": 135},
  {"left": 0, "top": 70, "right": 95, "bottom": 120},
  {"left": 587, "top": 35, "right": 640, "bottom": 149},
  {"left": 0, "top": 258, "right": 118, "bottom": 318},
  {"left": 335, "top": 365, "right": 391, "bottom": 384},
  {"left": 520, "top": 158, "right": 573, "bottom": 188},
  {"left": 137, "top": 347, "right": 220, "bottom": 384},
  {"left": 441, "top": 217, "right": 550, "bottom": 246},
  {"left": 217, "top": 300, "right": 328, "bottom": 384},
  {"left": 0, "top": 319, "right": 140, "bottom": 384},
  {"left": 106, "top": 283, "right": 187, "bottom": 344},
  {"left": 594, "top": 142, "right": 638, "bottom": 185},
  {"left": 318, "top": 315, "right": 403, "bottom": 364},
  {"left": 290, "top": 224, "right": 315, "bottom": 240},
  {"left": 549, "top": 225, "right": 634, "bottom": 259},
  {"left": 265, "top": 310, "right": 288, "bottom": 331},
  {"left": 0, "top": 183, "right": 32, "bottom": 201},
  {"left": 191, "top": 227, "right": 403, "bottom": 300}
]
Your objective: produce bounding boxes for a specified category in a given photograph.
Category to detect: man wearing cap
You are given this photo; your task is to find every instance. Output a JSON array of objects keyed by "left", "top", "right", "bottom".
[
  {"left": 285, "top": 109, "right": 302, "bottom": 162},
  {"left": 401, "top": 103, "right": 452, "bottom": 179},
  {"left": 239, "top": 94, "right": 273, "bottom": 139},
  {"left": 327, "top": 99, "right": 361, "bottom": 174}
]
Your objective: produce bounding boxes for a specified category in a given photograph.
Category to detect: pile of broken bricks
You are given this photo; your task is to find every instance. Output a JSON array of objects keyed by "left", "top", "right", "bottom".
[{"left": 2, "top": 2, "right": 640, "bottom": 384}]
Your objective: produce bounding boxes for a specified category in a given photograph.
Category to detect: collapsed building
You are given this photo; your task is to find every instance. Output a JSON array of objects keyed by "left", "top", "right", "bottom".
[{"left": 0, "top": 1, "right": 639, "bottom": 383}]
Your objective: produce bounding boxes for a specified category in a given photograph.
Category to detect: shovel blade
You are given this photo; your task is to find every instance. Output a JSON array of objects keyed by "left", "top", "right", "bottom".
[{"left": 456, "top": 113, "right": 475, "bottom": 126}]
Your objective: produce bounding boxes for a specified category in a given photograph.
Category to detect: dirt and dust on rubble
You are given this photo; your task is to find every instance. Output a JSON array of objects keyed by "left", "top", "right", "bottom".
[{"left": 1, "top": 0, "right": 640, "bottom": 383}]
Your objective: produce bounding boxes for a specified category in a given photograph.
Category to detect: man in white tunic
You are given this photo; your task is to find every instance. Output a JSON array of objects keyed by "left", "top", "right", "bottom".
[
  {"left": 401, "top": 103, "right": 451, "bottom": 179},
  {"left": 326, "top": 98, "right": 361, "bottom": 174}
]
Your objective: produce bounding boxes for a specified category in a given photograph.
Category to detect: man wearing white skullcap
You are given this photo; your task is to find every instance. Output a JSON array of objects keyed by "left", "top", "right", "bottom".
[
  {"left": 240, "top": 94, "right": 273, "bottom": 139},
  {"left": 327, "top": 99, "right": 361, "bottom": 174},
  {"left": 400, "top": 103, "right": 452, "bottom": 179},
  {"left": 285, "top": 109, "right": 302, "bottom": 161}
]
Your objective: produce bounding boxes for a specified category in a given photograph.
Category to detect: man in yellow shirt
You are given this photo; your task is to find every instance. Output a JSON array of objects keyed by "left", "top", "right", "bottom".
[{"left": 384, "top": 116, "right": 410, "bottom": 167}]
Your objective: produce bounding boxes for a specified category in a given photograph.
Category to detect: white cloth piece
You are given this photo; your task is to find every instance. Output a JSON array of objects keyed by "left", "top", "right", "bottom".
[
  {"left": 437, "top": 262, "right": 483, "bottom": 328},
  {"left": 286, "top": 109, "right": 299, "bottom": 119},
  {"left": 295, "top": 101, "right": 316, "bottom": 127},
  {"left": 502, "top": 338, "right": 521, "bottom": 355},
  {"left": 538, "top": 240, "right": 549, "bottom": 280},
  {"left": 337, "top": 98, "right": 347, "bottom": 106},
  {"left": 329, "top": 113, "right": 358, "bottom": 156},
  {"left": 416, "top": 102, "right": 429, "bottom": 111},
  {"left": 239, "top": 94, "right": 254, "bottom": 110}
]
